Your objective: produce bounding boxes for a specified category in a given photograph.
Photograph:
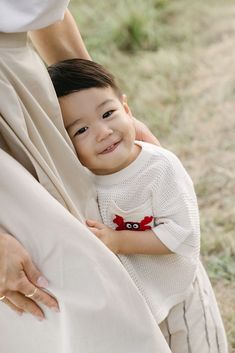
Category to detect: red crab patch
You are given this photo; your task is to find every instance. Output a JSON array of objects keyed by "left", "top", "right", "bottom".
[{"left": 113, "top": 215, "right": 153, "bottom": 231}]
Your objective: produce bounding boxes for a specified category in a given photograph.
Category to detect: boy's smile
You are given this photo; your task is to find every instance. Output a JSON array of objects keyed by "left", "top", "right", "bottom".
[{"left": 59, "top": 86, "right": 140, "bottom": 175}]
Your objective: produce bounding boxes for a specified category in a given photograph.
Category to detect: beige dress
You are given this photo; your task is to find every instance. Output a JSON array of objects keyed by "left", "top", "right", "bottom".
[{"left": 0, "top": 33, "right": 171, "bottom": 353}]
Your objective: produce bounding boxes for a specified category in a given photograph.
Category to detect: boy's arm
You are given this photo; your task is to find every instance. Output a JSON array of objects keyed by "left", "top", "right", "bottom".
[
  {"left": 29, "top": 9, "right": 91, "bottom": 65},
  {"left": 86, "top": 220, "right": 172, "bottom": 255},
  {"left": 117, "top": 229, "right": 172, "bottom": 255}
]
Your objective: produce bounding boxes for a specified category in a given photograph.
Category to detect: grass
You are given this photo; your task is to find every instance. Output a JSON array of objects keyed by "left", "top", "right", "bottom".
[{"left": 70, "top": 0, "right": 235, "bottom": 349}]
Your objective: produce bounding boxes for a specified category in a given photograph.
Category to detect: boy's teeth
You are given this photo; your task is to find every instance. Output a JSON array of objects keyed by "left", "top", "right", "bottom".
[{"left": 106, "top": 144, "right": 114, "bottom": 151}]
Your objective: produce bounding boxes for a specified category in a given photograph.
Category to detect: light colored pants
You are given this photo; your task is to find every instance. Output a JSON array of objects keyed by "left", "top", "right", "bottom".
[
  {"left": 0, "top": 33, "right": 171, "bottom": 353},
  {"left": 159, "top": 263, "right": 228, "bottom": 353}
]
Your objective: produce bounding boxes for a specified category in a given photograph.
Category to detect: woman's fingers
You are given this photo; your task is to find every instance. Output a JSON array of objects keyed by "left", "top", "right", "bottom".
[
  {"left": 14, "top": 272, "right": 59, "bottom": 311},
  {"left": 0, "top": 296, "right": 23, "bottom": 316},
  {"left": 4, "top": 291, "right": 45, "bottom": 321},
  {"left": 23, "top": 256, "right": 49, "bottom": 288},
  {"left": 25, "top": 286, "right": 59, "bottom": 313},
  {"left": 4, "top": 281, "right": 59, "bottom": 320},
  {"left": 0, "top": 231, "right": 59, "bottom": 318},
  {"left": 22, "top": 258, "right": 59, "bottom": 311},
  {"left": 133, "top": 117, "right": 160, "bottom": 146}
]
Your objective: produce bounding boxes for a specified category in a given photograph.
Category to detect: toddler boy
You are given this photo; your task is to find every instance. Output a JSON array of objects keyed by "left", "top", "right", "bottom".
[{"left": 48, "top": 59, "right": 227, "bottom": 353}]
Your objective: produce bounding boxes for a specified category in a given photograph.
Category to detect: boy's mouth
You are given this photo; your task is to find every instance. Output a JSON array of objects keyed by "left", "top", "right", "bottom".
[{"left": 100, "top": 141, "right": 121, "bottom": 154}]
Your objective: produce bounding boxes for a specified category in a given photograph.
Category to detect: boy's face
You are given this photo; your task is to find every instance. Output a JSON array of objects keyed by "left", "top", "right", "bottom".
[{"left": 59, "top": 86, "right": 139, "bottom": 175}]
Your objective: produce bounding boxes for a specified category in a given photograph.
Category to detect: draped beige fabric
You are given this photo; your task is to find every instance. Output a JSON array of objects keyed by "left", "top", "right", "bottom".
[
  {"left": 0, "top": 32, "right": 99, "bottom": 221},
  {"left": 0, "top": 33, "right": 171, "bottom": 353}
]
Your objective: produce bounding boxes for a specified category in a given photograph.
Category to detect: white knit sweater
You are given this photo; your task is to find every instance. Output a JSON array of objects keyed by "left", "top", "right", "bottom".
[{"left": 93, "top": 141, "right": 200, "bottom": 323}]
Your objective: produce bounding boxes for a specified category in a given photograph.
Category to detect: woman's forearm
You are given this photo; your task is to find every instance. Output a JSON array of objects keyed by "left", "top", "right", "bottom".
[{"left": 29, "top": 9, "right": 90, "bottom": 65}]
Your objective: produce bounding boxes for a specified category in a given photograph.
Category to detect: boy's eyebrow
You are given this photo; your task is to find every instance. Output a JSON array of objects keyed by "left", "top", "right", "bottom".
[
  {"left": 96, "top": 98, "right": 116, "bottom": 110},
  {"left": 66, "top": 117, "right": 81, "bottom": 131}
]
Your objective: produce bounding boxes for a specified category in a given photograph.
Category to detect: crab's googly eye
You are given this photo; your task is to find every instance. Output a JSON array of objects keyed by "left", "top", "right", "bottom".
[{"left": 125, "top": 223, "right": 132, "bottom": 229}]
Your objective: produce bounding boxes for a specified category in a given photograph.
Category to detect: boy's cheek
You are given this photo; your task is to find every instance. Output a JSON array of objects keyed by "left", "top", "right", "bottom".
[{"left": 72, "top": 141, "right": 82, "bottom": 158}]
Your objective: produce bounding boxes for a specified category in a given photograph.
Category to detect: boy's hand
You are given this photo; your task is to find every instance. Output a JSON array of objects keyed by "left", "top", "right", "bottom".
[{"left": 86, "top": 220, "right": 120, "bottom": 254}]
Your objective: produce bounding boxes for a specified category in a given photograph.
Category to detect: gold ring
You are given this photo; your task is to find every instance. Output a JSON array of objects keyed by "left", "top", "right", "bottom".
[
  {"left": 25, "top": 287, "right": 38, "bottom": 298},
  {"left": 0, "top": 295, "right": 6, "bottom": 301}
]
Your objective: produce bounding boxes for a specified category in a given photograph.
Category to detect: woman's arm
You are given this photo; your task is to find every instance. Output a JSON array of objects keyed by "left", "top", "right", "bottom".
[{"left": 29, "top": 9, "right": 91, "bottom": 65}]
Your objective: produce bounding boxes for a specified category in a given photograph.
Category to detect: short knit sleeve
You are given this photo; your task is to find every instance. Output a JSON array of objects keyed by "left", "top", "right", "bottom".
[{"left": 151, "top": 152, "right": 200, "bottom": 257}]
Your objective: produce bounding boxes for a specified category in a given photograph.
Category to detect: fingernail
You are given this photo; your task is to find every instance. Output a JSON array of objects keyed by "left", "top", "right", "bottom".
[
  {"left": 36, "top": 316, "right": 44, "bottom": 321},
  {"left": 51, "top": 306, "right": 60, "bottom": 313},
  {"left": 37, "top": 276, "right": 49, "bottom": 288},
  {"left": 17, "top": 311, "right": 23, "bottom": 317}
]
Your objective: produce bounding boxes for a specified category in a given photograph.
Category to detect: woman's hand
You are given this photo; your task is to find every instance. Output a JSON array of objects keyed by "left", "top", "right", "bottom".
[
  {"left": 86, "top": 220, "right": 120, "bottom": 254},
  {"left": 0, "top": 229, "right": 59, "bottom": 320},
  {"left": 133, "top": 117, "right": 160, "bottom": 146}
]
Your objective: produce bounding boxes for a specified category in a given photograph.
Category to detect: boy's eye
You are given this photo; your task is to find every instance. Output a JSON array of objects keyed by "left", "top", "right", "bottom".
[
  {"left": 74, "top": 126, "right": 88, "bottom": 136},
  {"left": 103, "top": 110, "right": 114, "bottom": 119}
]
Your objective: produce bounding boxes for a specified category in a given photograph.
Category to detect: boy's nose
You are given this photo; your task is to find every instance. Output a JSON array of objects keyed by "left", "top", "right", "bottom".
[{"left": 96, "top": 123, "right": 113, "bottom": 142}]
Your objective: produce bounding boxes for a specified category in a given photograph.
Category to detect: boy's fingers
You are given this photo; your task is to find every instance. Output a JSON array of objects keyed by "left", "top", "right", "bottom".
[
  {"left": 88, "top": 227, "right": 100, "bottom": 238},
  {"left": 86, "top": 219, "right": 103, "bottom": 229},
  {"left": 86, "top": 219, "right": 96, "bottom": 225}
]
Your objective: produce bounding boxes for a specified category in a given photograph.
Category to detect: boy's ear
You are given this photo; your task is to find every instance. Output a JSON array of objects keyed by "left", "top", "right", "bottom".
[{"left": 121, "top": 94, "right": 132, "bottom": 117}]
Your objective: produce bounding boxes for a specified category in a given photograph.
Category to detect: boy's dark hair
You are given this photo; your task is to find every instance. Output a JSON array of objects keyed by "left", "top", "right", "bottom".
[{"left": 48, "top": 58, "right": 122, "bottom": 98}]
